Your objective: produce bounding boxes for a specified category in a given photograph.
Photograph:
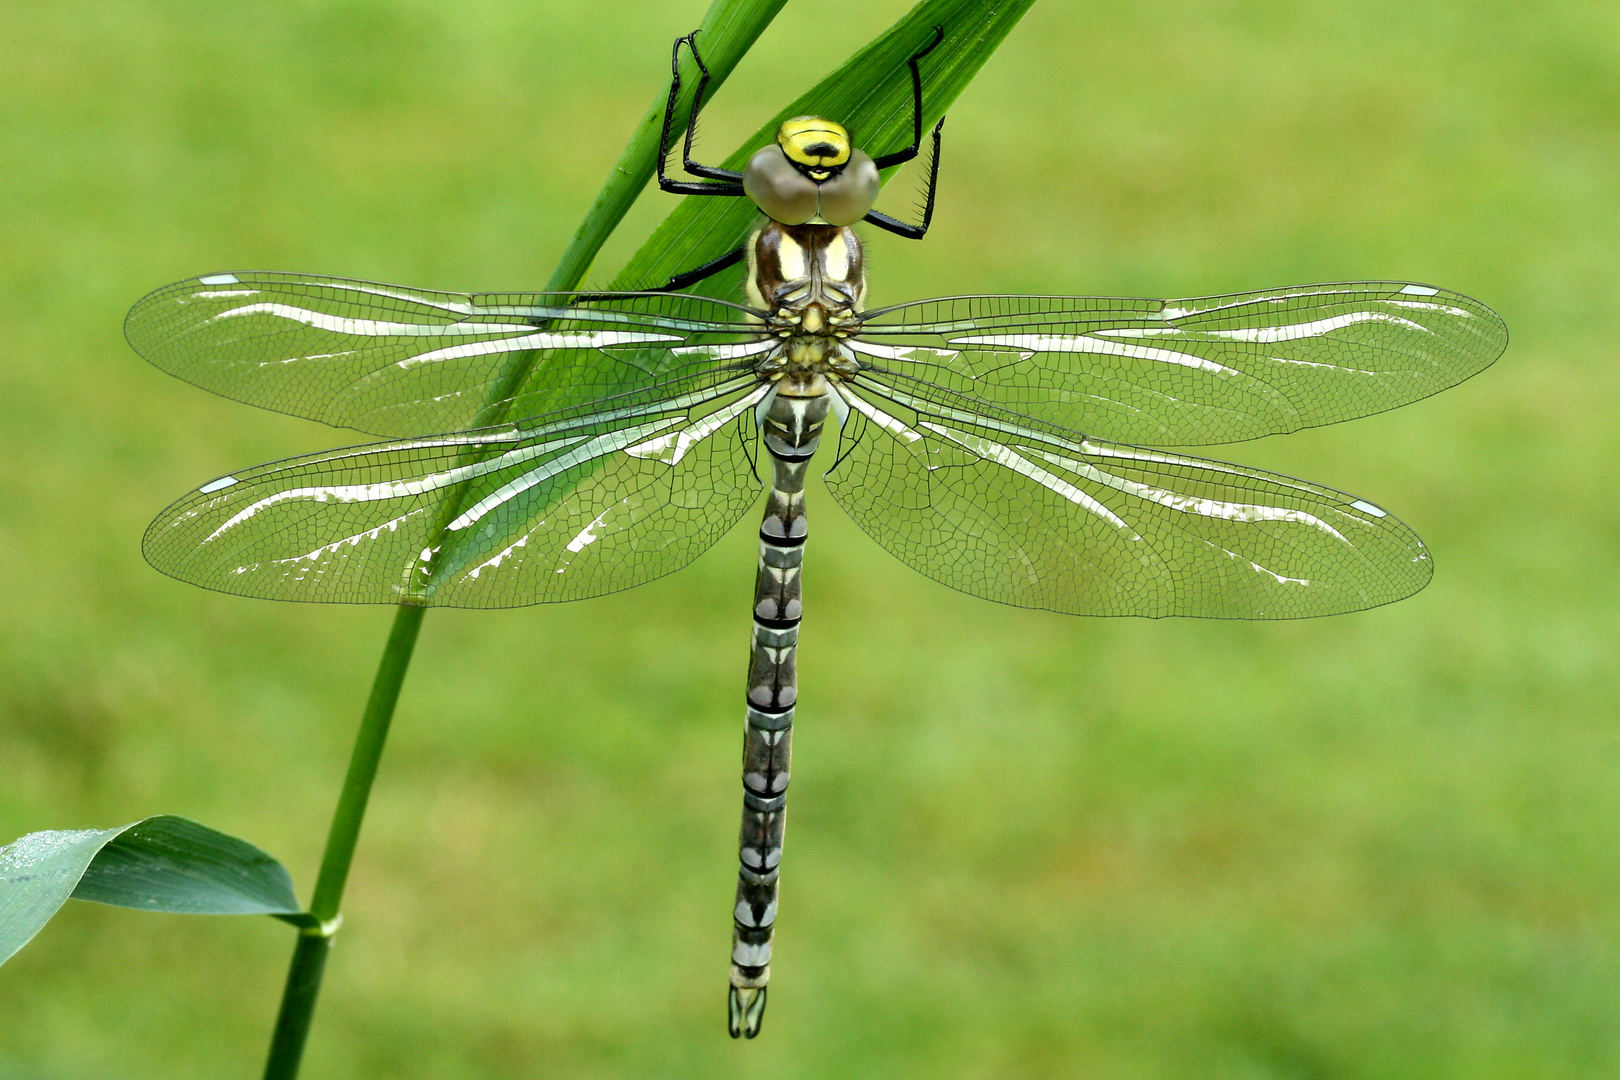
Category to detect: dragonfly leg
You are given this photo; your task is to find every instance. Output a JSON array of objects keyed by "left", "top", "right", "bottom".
[
  {"left": 862, "top": 118, "right": 945, "bottom": 240},
  {"left": 657, "top": 244, "right": 747, "bottom": 293},
  {"left": 729, "top": 385, "right": 830, "bottom": 1038},
  {"left": 659, "top": 31, "right": 745, "bottom": 195},
  {"left": 870, "top": 26, "right": 945, "bottom": 170},
  {"left": 862, "top": 25, "right": 946, "bottom": 239}
]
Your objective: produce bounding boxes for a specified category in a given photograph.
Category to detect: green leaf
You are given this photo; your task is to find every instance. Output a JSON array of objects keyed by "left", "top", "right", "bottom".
[
  {"left": 72, "top": 816, "right": 299, "bottom": 915},
  {"left": 0, "top": 815, "right": 300, "bottom": 967},
  {"left": 609, "top": 0, "right": 1038, "bottom": 297}
]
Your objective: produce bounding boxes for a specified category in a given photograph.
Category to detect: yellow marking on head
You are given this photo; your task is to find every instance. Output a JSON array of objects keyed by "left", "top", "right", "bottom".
[{"left": 777, "top": 116, "right": 851, "bottom": 169}]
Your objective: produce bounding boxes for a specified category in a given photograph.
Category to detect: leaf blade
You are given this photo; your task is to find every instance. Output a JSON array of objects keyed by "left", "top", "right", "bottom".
[
  {"left": 0, "top": 826, "right": 122, "bottom": 966},
  {"left": 71, "top": 816, "right": 300, "bottom": 916},
  {"left": 0, "top": 816, "right": 300, "bottom": 968}
]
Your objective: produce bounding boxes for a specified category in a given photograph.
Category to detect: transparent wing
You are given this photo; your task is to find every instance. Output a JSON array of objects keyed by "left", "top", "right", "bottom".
[
  {"left": 856, "top": 282, "right": 1507, "bottom": 446},
  {"left": 126, "top": 272, "right": 769, "bottom": 438},
  {"left": 143, "top": 374, "right": 769, "bottom": 608},
  {"left": 824, "top": 376, "right": 1431, "bottom": 618}
]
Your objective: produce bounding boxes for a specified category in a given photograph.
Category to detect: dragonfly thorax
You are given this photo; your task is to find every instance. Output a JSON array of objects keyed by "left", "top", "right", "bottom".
[{"left": 749, "top": 221, "right": 865, "bottom": 385}]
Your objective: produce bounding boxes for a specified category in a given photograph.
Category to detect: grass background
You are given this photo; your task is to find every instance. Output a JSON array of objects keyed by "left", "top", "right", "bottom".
[{"left": 1, "top": 0, "right": 1616, "bottom": 1076}]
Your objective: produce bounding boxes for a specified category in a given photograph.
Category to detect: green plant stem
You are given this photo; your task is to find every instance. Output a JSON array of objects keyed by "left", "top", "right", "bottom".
[
  {"left": 262, "top": 603, "right": 424, "bottom": 1080},
  {"left": 255, "top": 4, "right": 785, "bottom": 1077}
]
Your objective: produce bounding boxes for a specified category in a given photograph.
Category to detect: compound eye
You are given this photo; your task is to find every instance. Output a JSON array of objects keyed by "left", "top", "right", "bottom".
[
  {"left": 814, "top": 149, "right": 880, "bottom": 226},
  {"left": 743, "top": 145, "right": 819, "bottom": 225}
]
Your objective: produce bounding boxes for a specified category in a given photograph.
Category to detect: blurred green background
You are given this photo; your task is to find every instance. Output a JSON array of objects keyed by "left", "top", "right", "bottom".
[{"left": 2, "top": 0, "right": 1616, "bottom": 1076}]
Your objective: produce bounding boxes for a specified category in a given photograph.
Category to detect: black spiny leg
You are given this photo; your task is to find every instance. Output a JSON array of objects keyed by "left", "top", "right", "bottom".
[
  {"left": 658, "top": 31, "right": 745, "bottom": 197},
  {"left": 870, "top": 25, "right": 945, "bottom": 170},
  {"left": 650, "top": 31, "right": 751, "bottom": 290},
  {"left": 678, "top": 33, "right": 744, "bottom": 183},
  {"left": 864, "top": 118, "right": 944, "bottom": 240},
  {"left": 864, "top": 27, "right": 947, "bottom": 240},
  {"left": 655, "top": 244, "right": 747, "bottom": 292}
]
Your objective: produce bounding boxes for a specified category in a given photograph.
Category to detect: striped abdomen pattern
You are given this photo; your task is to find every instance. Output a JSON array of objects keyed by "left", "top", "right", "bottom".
[{"left": 728, "top": 383, "right": 831, "bottom": 1038}]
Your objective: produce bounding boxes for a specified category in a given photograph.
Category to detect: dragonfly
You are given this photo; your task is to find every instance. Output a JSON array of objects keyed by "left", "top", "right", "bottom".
[{"left": 125, "top": 28, "right": 1507, "bottom": 1040}]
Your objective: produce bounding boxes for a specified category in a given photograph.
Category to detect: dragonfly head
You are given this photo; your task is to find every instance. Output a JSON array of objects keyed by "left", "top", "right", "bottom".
[{"left": 743, "top": 116, "right": 880, "bottom": 227}]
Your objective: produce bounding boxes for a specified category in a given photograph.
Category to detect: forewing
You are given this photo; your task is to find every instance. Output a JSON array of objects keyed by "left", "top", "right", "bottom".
[
  {"left": 125, "top": 272, "right": 768, "bottom": 438},
  {"left": 856, "top": 282, "right": 1506, "bottom": 446},
  {"left": 143, "top": 377, "right": 768, "bottom": 608},
  {"left": 824, "top": 377, "right": 1431, "bottom": 618}
]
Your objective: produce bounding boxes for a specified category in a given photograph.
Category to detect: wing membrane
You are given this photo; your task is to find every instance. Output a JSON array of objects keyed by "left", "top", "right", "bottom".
[
  {"left": 856, "top": 282, "right": 1506, "bottom": 446},
  {"left": 143, "top": 375, "right": 768, "bottom": 607},
  {"left": 825, "top": 377, "right": 1431, "bottom": 618},
  {"left": 126, "top": 272, "right": 769, "bottom": 438}
]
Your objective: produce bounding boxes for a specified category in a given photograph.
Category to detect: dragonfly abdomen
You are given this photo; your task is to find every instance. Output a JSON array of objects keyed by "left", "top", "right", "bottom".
[{"left": 729, "top": 386, "right": 831, "bottom": 1038}]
